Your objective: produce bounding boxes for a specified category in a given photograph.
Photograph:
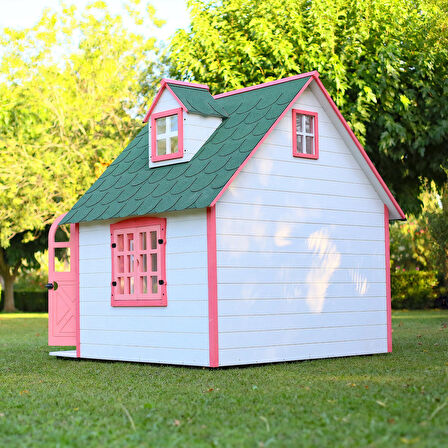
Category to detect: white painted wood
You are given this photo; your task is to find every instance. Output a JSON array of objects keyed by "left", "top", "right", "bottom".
[
  {"left": 215, "top": 85, "right": 388, "bottom": 365},
  {"left": 149, "top": 89, "right": 222, "bottom": 168},
  {"left": 79, "top": 344, "right": 208, "bottom": 366},
  {"left": 219, "top": 339, "right": 387, "bottom": 366},
  {"left": 78, "top": 209, "right": 210, "bottom": 365},
  {"left": 49, "top": 350, "right": 77, "bottom": 358}
]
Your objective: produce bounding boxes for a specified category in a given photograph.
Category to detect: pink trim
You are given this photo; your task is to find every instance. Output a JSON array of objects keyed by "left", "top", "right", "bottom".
[
  {"left": 110, "top": 217, "right": 167, "bottom": 307},
  {"left": 150, "top": 108, "right": 184, "bottom": 162},
  {"left": 75, "top": 223, "right": 80, "bottom": 357},
  {"left": 143, "top": 78, "right": 209, "bottom": 123},
  {"left": 292, "top": 109, "right": 319, "bottom": 160},
  {"left": 207, "top": 206, "right": 219, "bottom": 367},
  {"left": 161, "top": 78, "right": 209, "bottom": 90},
  {"left": 213, "top": 71, "right": 320, "bottom": 99},
  {"left": 384, "top": 204, "right": 392, "bottom": 352},
  {"left": 312, "top": 76, "right": 406, "bottom": 220},
  {"left": 211, "top": 76, "right": 314, "bottom": 207}
]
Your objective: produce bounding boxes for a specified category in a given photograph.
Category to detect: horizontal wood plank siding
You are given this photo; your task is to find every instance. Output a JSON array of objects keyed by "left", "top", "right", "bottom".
[
  {"left": 79, "top": 209, "right": 209, "bottom": 365},
  {"left": 216, "top": 87, "right": 387, "bottom": 366}
]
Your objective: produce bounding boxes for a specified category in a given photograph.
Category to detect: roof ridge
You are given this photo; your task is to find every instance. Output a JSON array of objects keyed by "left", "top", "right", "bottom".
[
  {"left": 162, "top": 78, "right": 209, "bottom": 90},
  {"left": 214, "top": 71, "right": 319, "bottom": 99}
]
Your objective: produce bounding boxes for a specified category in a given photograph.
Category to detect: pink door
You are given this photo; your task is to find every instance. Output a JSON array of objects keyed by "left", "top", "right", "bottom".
[{"left": 47, "top": 214, "right": 79, "bottom": 346}]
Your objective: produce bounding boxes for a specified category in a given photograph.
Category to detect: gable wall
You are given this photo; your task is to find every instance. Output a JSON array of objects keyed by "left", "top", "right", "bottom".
[
  {"left": 78, "top": 209, "right": 210, "bottom": 365},
  {"left": 149, "top": 90, "right": 222, "bottom": 168},
  {"left": 215, "top": 87, "right": 388, "bottom": 366}
]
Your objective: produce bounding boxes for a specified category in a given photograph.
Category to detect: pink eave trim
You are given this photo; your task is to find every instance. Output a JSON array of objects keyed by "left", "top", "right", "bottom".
[
  {"left": 213, "top": 71, "right": 319, "bottom": 99},
  {"left": 207, "top": 206, "right": 219, "bottom": 368},
  {"left": 143, "top": 78, "right": 209, "bottom": 123},
  {"left": 312, "top": 76, "right": 406, "bottom": 220},
  {"left": 384, "top": 205, "right": 392, "bottom": 352},
  {"left": 150, "top": 108, "right": 184, "bottom": 162},
  {"left": 292, "top": 108, "right": 319, "bottom": 160},
  {"left": 211, "top": 76, "right": 314, "bottom": 207}
]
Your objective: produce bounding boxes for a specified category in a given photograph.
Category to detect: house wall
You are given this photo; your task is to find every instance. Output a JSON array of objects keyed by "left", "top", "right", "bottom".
[
  {"left": 148, "top": 90, "right": 222, "bottom": 168},
  {"left": 215, "top": 87, "right": 388, "bottom": 366},
  {"left": 78, "top": 209, "right": 210, "bottom": 366}
]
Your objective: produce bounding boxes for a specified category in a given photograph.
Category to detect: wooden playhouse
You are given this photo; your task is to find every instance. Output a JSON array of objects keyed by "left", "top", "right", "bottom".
[{"left": 47, "top": 71, "right": 405, "bottom": 367}]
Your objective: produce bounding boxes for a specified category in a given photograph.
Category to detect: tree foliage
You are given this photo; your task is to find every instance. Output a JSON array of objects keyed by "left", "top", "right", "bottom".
[
  {"left": 169, "top": 0, "right": 448, "bottom": 213},
  {"left": 0, "top": 0, "right": 163, "bottom": 310}
]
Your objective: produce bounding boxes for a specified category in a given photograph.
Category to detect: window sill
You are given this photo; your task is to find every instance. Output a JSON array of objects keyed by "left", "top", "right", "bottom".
[
  {"left": 293, "top": 152, "right": 319, "bottom": 159},
  {"left": 111, "top": 298, "right": 167, "bottom": 307}
]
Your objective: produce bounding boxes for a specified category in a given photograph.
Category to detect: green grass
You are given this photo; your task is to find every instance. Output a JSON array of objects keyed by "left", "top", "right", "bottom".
[{"left": 0, "top": 311, "right": 447, "bottom": 447}]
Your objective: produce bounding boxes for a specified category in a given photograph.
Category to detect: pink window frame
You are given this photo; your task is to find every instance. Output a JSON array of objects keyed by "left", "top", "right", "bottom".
[
  {"left": 150, "top": 108, "right": 184, "bottom": 162},
  {"left": 292, "top": 109, "right": 319, "bottom": 160},
  {"left": 110, "top": 217, "right": 167, "bottom": 307}
]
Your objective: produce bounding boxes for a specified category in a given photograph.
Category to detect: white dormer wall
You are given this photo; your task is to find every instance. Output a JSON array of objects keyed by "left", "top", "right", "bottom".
[{"left": 148, "top": 89, "right": 223, "bottom": 168}]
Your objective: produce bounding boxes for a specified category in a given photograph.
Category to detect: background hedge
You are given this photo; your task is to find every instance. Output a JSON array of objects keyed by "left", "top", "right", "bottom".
[
  {"left": 391, "top": 271, "right": 438, "bottom": 309},
  {"left": 0, "top": 291, "right": 48, "bottom": 312}
]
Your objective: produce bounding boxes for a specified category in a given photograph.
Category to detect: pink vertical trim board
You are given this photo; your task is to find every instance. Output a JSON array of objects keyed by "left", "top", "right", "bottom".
[
  {"left": 210, "top": 76, "right": 314, "bottom": 207},
  {"left": 207, "top": 206, "right": 219, "bottom": 367},
  {"left": 384, "top": 205, "right": 392, "bottom": 352},
  {"left": 75, "top": 223, "right": 80, "bottom": 357}
]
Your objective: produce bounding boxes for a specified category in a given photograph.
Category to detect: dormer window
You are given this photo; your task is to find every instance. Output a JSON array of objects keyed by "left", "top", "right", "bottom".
[
  {"left": 151, "top": 108, "right": 184, "bottom": 162},
  {"left": 292, "top": 109, "right": 319, "bottom": 159}
]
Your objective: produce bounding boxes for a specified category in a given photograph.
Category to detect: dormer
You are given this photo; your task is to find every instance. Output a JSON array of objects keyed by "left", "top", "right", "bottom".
[{"left": 143, "top": 79, "right": 228, "bottom": 168}]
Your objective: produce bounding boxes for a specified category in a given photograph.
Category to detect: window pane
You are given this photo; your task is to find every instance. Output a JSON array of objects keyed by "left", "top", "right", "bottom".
[
  {"left": 127, "top": 234, "right": 134, "bottom": 251},
  {"left": 128, "top": 277, "right": 134, "bottom": 295},
  {"left": 151, "top": 254, "right": 157, "bottom": 272},
  {"left": 296, "top": 114, "right": 303, "bottom": 133},
  {"left": 140, "top": 232, "right": 147, "bottom": 250},
  {"left": 118, "top": 277, "right": 124, "bottom": 294},
  {"left": 117, "top": 256, "right": 124, "bottom": 273},
  {"left": 151, "top": 276, "right": 158, "bottom": 294},
  {"left": 150, "top": 231, "right": 157, "bottom": 250},
  {"left": 55, "top": 224, "right": 70, "bottom": 242},
  {"left": 128, "top": 255, "right": 134, "bottom": 272},
  {"left": 157, "top": 139, "right": 166, "bottom": 155},
  {"left": 306, "top": 136, "right": 314, "bottom": 154},
  {"left": 141, "top": 276, "right": 148, "bottom": 294},
  {"left": 117, "top": 234, "right": 124, "bottom": 251},
  {"left": 170, "top": 115, "right": 178, "bottom": 132},
  {"left": 170, "top": 136, "right": 178, "bottom": 153},
  {"left": 141, "top": 254, "right": 147, "bottom": 272},
  {"left": 156, "top": 117, "right": 166, "bottom": 134},
  {"left": 55, "top": 248, "right": 70, "bottom": 272},
  {"left": 305, "top": 115, "right": 313, "bottom": 134},
  {"left": 297, "top": 135, "right": 304, "bottom": 153}
]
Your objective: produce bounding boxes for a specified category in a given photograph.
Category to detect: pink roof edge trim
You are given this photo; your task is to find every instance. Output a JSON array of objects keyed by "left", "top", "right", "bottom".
[
  {"left": 161, "top": 78, "right": 210, "bottom": 90},
  {"left": 213, "top": 71, "right": 320, "bottom": 99}
]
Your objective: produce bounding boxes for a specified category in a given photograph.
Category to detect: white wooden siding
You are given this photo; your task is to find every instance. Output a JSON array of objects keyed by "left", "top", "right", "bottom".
[
  {"left": 78, "top": 209, "right": 210, "bottom": 366},
  {"left": 149, "top": 90, "right": 222, "bottom": 168},
  {"left": 216, "top": 87, "right": 387, "bottom": 366}
]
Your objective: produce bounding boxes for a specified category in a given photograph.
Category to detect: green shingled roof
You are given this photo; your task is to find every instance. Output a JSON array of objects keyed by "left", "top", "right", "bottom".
[
  {"left": 61, "top": 77, "right": 310, "bottom": 224},
  {"left": 167, "top": 83, "right": 228, "bottom": 118}
]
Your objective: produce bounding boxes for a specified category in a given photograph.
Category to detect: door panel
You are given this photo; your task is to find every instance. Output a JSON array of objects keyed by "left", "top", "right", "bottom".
[{"left": 48, "top": 214, "right": 79, "bottom": 346}]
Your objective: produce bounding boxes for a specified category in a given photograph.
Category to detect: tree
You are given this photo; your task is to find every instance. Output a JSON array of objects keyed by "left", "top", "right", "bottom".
[
  {"left": 0, "top": 0, "right": 163, "bottom": 311},
  {"left": 169, "top": 0, "right": 448, "bottom": 214}
]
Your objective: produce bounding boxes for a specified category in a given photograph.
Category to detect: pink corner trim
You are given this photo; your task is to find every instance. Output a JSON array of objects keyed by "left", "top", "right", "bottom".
[
  {"left": 207, "top": 206, "right": 219, "bottom": 367},
  {"left": 384, "top": 204, "right": 392, "bottom": 352},
  {"left": 143, "top": 78, "right": 209, "bottom": 123},
  {"left": 312, "top": 76, "right": 406, "bottom": 220},
  {"left": 292, "top": 109, "right": 319, "bottom": 160},
  {"left": 150, "top": 108, "right": 184, "bottom": 162},
  {"left": 210, "top": 76, "right": 314, "bottom": 207},
  {"left": 110, "top": 216, "right": 167, "bottom": 307},
  {"left": 161, "top": 78, "right": 209, "bottom": 90},
  {"left": 213, "top": 71, "right": 320, "bottom": 99},
  {"left": 75, "top": 223, "right": 80, "bottom": 357}
]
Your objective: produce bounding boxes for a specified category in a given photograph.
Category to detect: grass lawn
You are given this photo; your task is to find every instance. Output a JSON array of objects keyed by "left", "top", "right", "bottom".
[{"left": 0, "top": 311, "right": 447, "bottom": 447}]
